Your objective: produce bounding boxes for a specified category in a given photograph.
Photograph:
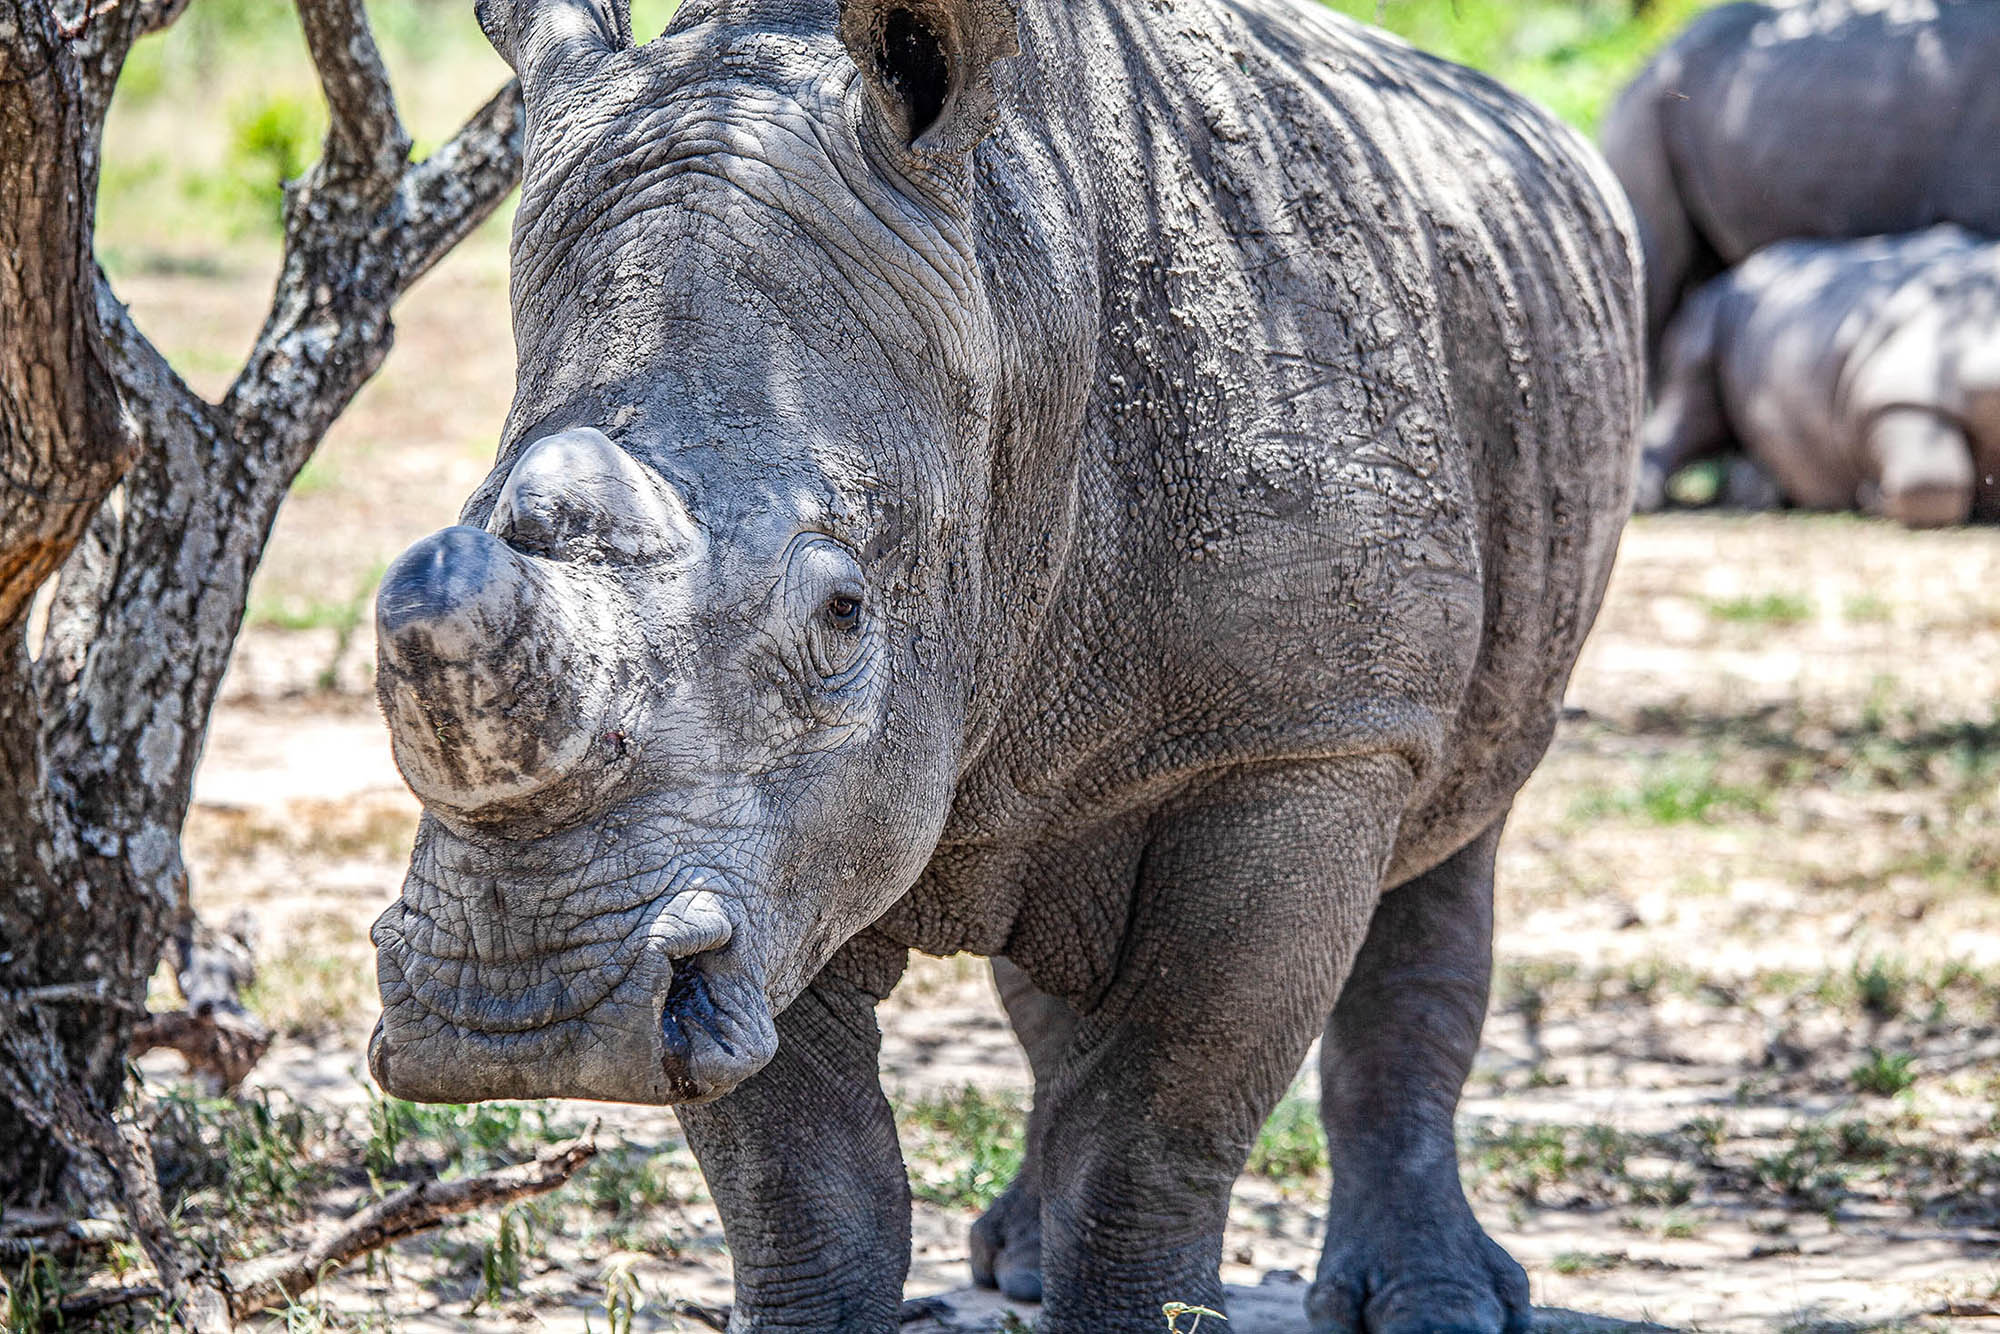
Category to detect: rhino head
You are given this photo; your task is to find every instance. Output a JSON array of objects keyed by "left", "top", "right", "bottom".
[{"left": 368, "top": 0, "right": 1035, "bottom": 1105}]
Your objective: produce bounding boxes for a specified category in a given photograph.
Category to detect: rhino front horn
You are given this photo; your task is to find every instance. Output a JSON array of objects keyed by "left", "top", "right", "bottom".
[{"left": 375, "top": 525, "right": 616, "bottom": 816}]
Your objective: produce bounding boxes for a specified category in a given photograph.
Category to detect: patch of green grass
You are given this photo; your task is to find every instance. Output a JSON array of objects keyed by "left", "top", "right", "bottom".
[
  {"left": 243, "top": 939, "right": 375, "bottom": 1040},
  {"left": 1550, "top": 1250, "right": 1627, "bottom": 1276},
  {"left": 897, "top": 1086, "right": 1026, "bottom": 1212},
  {"left": 247, "top": 558, "right": 389, "bottom": 689},
  {"left": 1852, "top": 955, "right": 1910, "bottom": 1023},
  {"left": 583, "top": 1143, "right": 697, "bottom": 1227},
  {"left": 367, "top": 1095, "right": 570, "bottom": 1183},
  {"left": 469, "top": 1207, "right": 530, "bottom": 1313},
  {"left": 152, "top": 1089, "right": 334, "bottom": 1234},
  {"left": 1851, "top": 1048, "right": 1917, "bottom": 1098},
  {"left": 1571, "top": 754, "right": 1772, "bottom": 826},
  {"left": 3, "top": 1253, "right": 71, "bottom": 1332},
  {"left": 1844, "top": 593, "right": 1894, "bottom": 623},
  {"left": 1246, "top": 1097, "right": 1326, "bottom": 1184},
  {"left": 1703, "top": 592, "right": 1812, "bottom": 625}
]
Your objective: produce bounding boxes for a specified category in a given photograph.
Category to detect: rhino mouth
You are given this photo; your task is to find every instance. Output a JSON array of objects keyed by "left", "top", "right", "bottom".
[{"left": 370, "top": 857, "right": 781, "bottom": 1106}]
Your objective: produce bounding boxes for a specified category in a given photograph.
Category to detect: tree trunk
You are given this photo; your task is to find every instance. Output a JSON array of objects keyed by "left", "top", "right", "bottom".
[{"left": 0, "top": 0, "right": 523, "bottom": 1213}]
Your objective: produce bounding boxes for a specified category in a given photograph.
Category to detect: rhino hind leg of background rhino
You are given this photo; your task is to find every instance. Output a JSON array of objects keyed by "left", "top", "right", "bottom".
[
  {"left": 1865, "top": 407, "right": 1976, "bottom": 528},
  {"left": 972, "top": 818, "right": 1528, "bottom": 1334}
]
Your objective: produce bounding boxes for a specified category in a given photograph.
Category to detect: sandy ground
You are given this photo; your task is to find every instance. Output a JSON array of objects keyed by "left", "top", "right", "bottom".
[{"left": 98, "top": 251, "right": 2000, "bottom": 1332}]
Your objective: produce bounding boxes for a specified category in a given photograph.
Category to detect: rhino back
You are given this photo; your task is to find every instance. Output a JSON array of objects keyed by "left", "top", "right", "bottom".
[
  {"left": 1658, "top": 0, "right": 2000, "bottom": 261},
  {"left": 941, "top": 0, "right": 1641, "bottom": 893}
]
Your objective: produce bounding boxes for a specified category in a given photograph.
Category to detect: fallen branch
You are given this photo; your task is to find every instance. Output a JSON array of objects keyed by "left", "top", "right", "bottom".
[
  {"left": 50, "top": 1129, "right": 598, "bottom": 1328},
  {"left": 127, "top": 1010, "right": 271, "bottom": 1093},
  {"left": 0, "top": 1212, "right": 126, "bottom": 1259}
]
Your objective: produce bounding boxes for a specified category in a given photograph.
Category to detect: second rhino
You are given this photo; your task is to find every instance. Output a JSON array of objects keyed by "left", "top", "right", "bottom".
[{"left": 1638, "top": 225, "right": 2000, "bottom": 527}]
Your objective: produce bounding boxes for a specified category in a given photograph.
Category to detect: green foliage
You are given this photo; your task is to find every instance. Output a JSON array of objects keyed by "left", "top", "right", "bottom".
[
  {"left": 229, "top": 91, "right": 321, "bottom": 221},
  {"left": 1853, "top": 955, "right": 1909, "bottom": 1022},
  {"left": 1851, "top": 1048, "right": 1917, "bottom": 1098},
  {"left": 3, "top": 1253, "right": 70, "bottom": 1332},
  {"left": 366, "top": 1094, "right": 566, "bottom": 1182},
  {"left": 1704, "top": 592, "right": 1813, "bottom": 625},
  {"left": 153, "top": 1088, "right": 333, "bottom": 1229},
  {"left": 1572, "top": 754, "right": 1772, "bottom": 826},
  {"left": 1320, "top": 0, "right": 1732, "bottom": 131},
  {"left": 470, "top": 1208, "right": 528, "bottom": 1312},
  {"left": 1246, "top": 1097, "right": 1326, "bottom": 1183},
  {"left": 898, "top": 1086, "right": 1026, "bottom": 1211}
]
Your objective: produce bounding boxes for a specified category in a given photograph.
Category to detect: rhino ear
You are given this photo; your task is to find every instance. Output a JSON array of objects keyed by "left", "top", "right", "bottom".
[
  {"left": 476, "top": 0, "right": 631, "bottom": 91},
  {"left": 838, "top": 0, "right": 1019, "bottom": 157}
]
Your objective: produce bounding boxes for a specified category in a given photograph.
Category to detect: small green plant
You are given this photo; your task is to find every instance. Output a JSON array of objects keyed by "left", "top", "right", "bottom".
[
  {"left": 1550, "top": 1250, "right": 1625, "bottom": 1276},
  {"left": 471, "top": 1208, "right": 527, "bottom": 1312},
  {"left": 1843, "top": 593, "right": 1893, "bottom": 623},
  {"left": 602, "top": 1256, "right": 646, "bottom": 1334},
  {"left": 898, "top": 1086, "right": 1026, "bottom": 1211},
  {"left": 3, "top": 1252, "right": 70, "bottom": 1331},
  {"left": 1854, "top": 956, "right": 1909, "bottom": 1022},
  {"left": 1704, "top": 592, "right": 1811, "bottom": 625},
  {"left": 227, "top": 90, "right": 321, "bottom": 223},
  {"left": 152, "top": 1088, "right": 332, "bottom": 1227},
  {"left": 1165, "top": 1302, "right": 1228, "bottom": 1332},
  {"left": 367, "top": 1095, "right": 565, "bottom": 1182},
  {"left": 1571, "top": 755, "right": 1770, "bottom": 826},
  {"left": 1852, "top": 1048, "right": 1917, "bottom": 1098}
]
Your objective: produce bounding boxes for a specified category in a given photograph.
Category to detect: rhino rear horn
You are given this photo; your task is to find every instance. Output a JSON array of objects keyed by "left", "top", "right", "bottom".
[{"left": 476, "top": 0, "right": 630, "bottom": 93}]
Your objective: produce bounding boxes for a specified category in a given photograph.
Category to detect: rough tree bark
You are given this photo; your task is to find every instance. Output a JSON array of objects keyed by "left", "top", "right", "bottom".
[{"left": 0, "top": 0, "right": 523, "bottom": 1215}]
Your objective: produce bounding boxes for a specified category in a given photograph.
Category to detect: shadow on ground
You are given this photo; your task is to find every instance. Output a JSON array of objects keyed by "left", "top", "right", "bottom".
[{"left": 902, "top": 1279, "right": 1678, "bottom": 1332}]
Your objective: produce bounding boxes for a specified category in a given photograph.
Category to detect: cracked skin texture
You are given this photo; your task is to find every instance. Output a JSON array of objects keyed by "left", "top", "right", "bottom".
[{"left": 368, "top": 0, "right": 1642, "bottom": 1331}]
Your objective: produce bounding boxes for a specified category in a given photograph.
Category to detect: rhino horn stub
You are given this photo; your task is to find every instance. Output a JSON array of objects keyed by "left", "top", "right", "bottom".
[
  {"left": 375, "top": 525, "right": 612, "bottom": 815},
  {"left": 490, "top": 428, "right": 699, "bottom": 566}
]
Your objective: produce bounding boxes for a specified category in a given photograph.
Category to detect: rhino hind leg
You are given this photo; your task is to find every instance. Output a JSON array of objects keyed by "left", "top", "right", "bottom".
[
  {"left": 1866, "top": 407, "right": 1975, "bottom": 529},
  {"left": 969, "top": 956, "right": 1079, "bottom": 1302},
  {"left": 1310, "top": 817, "right": 1529, "bottom": 1334}
]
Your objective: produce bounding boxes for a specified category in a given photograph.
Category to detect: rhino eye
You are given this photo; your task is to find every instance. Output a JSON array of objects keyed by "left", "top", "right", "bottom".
[{"left": 825, "top": 594, "right": 863, "bottom": 631}]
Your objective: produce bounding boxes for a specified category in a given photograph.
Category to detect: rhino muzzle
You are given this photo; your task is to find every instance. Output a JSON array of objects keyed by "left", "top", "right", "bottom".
[{"left": 369, "top": 857, "right": 781, "bottom": 1105}]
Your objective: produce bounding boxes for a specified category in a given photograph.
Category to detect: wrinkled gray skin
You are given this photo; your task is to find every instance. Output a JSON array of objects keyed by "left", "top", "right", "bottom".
[
  {"left": 366, "top": 1, "right": 1642, "bottom": 1330},
  {"left": 1639, "top": 226, "right": 2000, "bottom": 527},
  {"left": 1601, "top": 0, "right": 2000, "bottom": 357}
]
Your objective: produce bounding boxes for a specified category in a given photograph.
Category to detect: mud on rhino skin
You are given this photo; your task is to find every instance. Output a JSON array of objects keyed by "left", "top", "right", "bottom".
[{"left": 366, "top": 0, "right": 1643, "bottom": 1329}]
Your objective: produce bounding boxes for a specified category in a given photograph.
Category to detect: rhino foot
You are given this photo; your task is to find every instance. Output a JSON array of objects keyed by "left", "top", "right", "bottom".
[
  {"left": 1307, "top": 1199, "right": 1529, "bottom": 1334},
  {"left": 968, "top": 1178, "right": 1044, "bottom": 1302}
]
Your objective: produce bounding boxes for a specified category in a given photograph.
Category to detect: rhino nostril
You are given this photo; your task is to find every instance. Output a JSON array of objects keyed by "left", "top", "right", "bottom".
[{"left": 660, "top": 955, "right": 735, "bottom": 1070}]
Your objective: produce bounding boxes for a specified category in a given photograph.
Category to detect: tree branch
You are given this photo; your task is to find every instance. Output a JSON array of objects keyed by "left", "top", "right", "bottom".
[
  {"left": 397, "top": 78, "right": 525, "bottom": 288},
  {"left": 223, "top": 1131, "right": 597, "bottom": 1318},
  {"left": 296, "top": 0, "right": 410, "bottom": 185},
  {"left": 0, "top": 0, "right": 132, "bottom": 629},
  {"left": 44, "top": 1132, "right": 598, "bottom": 1329}
]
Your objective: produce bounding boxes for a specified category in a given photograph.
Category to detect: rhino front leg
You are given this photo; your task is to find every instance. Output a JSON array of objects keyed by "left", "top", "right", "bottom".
[
  {"left": 1030, "top": 758, "right": 1407, "bottom": 1334},
  {"left": 1636, "top": 280, "right": 1732, "bottom": 511},
  {"left": 1310, "top": 817, "right": 1529, "bottom": 1334},
  {"left": 969, "top": 956, "right": 1077, "bottom": 1302},
  {"left": 677, "top": 936, "right": 911, "bottom": 1333}
]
